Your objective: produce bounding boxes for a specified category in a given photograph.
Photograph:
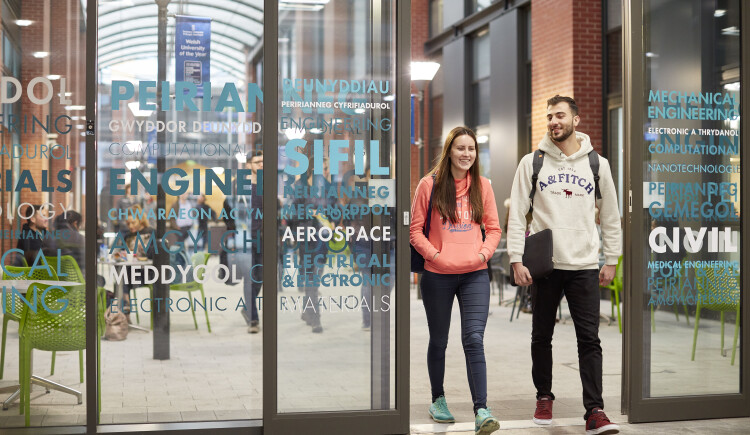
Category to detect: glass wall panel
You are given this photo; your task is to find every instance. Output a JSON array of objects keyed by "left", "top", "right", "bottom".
[
  {"left": 276, "top": 0, "right": 397, "bottom": 412},
  {"left": 471, "top": 31, "right": 490, "bottom": 178},
  {"left": 0, "top": 0, "right": 88, "bottom": 427},
  {"left": 471, "top": 0, "right": 493, "bottom": 14},
  {"left": 643, "top": 0, "right": 740, "bottom": 397},
  {"left": 96, "top": 0, "right": 263, "bottom": 424},
  {"left": 429, "top": 0, "right": 444, "bottom": 37}
]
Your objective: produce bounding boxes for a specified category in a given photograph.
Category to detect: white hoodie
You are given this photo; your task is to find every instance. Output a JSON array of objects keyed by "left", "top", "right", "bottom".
[{"left": 508, "top": 132, "right": 622, "bottom": 270}]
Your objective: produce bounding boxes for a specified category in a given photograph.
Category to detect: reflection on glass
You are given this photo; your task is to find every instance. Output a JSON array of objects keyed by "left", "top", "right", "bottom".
[
  {"left": 277, "top": 1, "right": 397, "bottom": 412},
  {"left": 473, "top": 0, "right": 493, "bottom": 13},
  {"left": 97, "top": 0, "right": 263, "bottom": 425},
  {"left": 643, "top": 0, "right": 740, "bottom": 397},
  {"left": 0, "top": 0, "right": 87, "bottom": 428}
]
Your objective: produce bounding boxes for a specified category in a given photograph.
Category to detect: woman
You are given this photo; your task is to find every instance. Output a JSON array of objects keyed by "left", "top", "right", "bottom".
[
  {"left": 123, "top": 206, "right": 155, "bottom": 260},
  {"left": 119, "top": 205, "right": 155, "bottom": 318},
  {"left": 53, "top": 210, "right": 85, "bottom": 274},
  {"left": 410, "top": 126, "right": 502, "bottom": 435},
  {"left": 16, "top": 204, "right": 51, "bottom": 266}
]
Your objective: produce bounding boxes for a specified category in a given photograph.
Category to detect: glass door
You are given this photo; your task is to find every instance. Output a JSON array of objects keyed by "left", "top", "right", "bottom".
[
  {"left": 262, "top": 0, "right": 411, "bottom": 433},
  {"left": 94, "top": 0, "right": 264, "bottom": 430},
  {"left": 623, "top": 0, "right": 750, "bottom": 421},
  {"left": 0, "top": 0, "right": 89, "bottom": 429}
]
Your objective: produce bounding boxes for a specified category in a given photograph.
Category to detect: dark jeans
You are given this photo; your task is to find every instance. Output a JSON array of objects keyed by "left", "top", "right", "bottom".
[
  {"left": 421, "top": 269, "right": 490, "bottom": 413},
  {"left": 176, "top": 226, "right": 192, "bottom": 243},
  {"left": 243, "top": 241, "right": 263, "bottom": 324},
  {"left": 198, "top": 225, "right": 209, "bottom": 250},
  {"left": 361, "top": 277, "right": 372, "bottom": 328},
  {"left": 531, "top": 269, "right": 603, "bottom": 419},
  {"left": 300, "top": 265, "right": 323, "bottom": 326}
]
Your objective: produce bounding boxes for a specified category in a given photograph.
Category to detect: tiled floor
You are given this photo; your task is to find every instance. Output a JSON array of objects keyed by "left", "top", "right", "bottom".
[{"left": 0, "top": 258, "right": 747, "bottom": 433}]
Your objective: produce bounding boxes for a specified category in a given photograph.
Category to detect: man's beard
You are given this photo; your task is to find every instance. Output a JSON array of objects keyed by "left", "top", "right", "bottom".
[{"left": 550, "top": 125, "right": 574, "bottom": 143}]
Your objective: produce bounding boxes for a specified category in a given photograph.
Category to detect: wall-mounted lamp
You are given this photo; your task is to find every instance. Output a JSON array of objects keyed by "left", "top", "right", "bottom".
[{"left": 410, "top": 61, "right": 441, "bottom": 82}]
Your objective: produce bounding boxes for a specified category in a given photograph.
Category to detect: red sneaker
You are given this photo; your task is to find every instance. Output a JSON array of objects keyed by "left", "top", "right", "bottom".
[
  {"left": 585, "top": 408, "right": 620, "bottom": 434},
  {"left": 532, "top": 395, "right": 553, "bottom": 425}
]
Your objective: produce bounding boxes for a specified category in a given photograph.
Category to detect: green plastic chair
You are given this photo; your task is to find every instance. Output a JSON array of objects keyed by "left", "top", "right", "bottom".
[
  {"left": 46, "top": 255, "right": 84, "bottom": 283},
  {"left": 45, "top": 256, "right": 86, "bottom": 380},
  {"left": 691, "top": 266, "right": 740, "bottom": 365},
  {"left": 157, "top": 252, "right": 212, "bottom": 332},
  {"left": 0, "top": 265, "right": 58, "bottom": 380},
  {"left": 97, "top": 287, "right": 107, "bottom": 338},
  {"left": 19, "top": 282, "right": 99, "bottom": 426},
  {"left": 600, "top": 256, "right": 624, "bottom": 333},
  {"left": 44, "top": 255, "right": 107, "bottom": 338},
  {"left": 668, "top": 259, "right": 691, "bottom": 327},
  {"left": 602, "top": 256, "right": 659, "bottom": 334}
]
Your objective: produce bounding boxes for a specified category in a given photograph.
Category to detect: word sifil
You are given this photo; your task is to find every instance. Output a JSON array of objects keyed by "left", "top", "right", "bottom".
[{"left": 284, "top": 139, "right": 389, "bottom": 176}]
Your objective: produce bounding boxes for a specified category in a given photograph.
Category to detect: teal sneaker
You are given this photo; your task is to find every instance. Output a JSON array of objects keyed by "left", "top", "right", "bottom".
[
  {"left": 475, "top": 408, "right": 500, "bottom": 435},
  {"left": 428, "top": 396, "right": 455, "bottom": 423}
]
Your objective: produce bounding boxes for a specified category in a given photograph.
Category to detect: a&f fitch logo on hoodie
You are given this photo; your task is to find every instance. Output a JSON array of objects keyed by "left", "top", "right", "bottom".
[{"left": 538, "top": 171, "right": 595, "bottom": 196}]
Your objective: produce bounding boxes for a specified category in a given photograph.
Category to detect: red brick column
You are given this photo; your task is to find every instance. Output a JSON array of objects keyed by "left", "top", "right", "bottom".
[
  {"left": 20, "top": 0, "right": 48, "bottom": 208},
  {"left": 411, "top": 0, "right": 431, "bottom": 200},
  {"left": 531, "top": 0, "right": 602, "bottom": 152}
]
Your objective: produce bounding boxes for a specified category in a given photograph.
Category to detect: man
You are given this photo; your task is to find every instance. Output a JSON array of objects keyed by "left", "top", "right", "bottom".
[
  {"left": 196, "top": 195, "right": 214, "bottom": 251},
  {"left": 241, "top": 151, "right": 263, "bottom": 333},
  {"left": 288, "top": 156, "right": 332, "bottom": 333},
  {"left": 115, "top": 183, "right": 136, "bottom": 234},
  {"left": 508, "top": 95, "right": 621, "bottom": 435},
  {"left": 170, "top": 192, "right": 194, "bottom": 243},
  {"left": 52, "top": 210, "right": 85, "bottom": 274}
]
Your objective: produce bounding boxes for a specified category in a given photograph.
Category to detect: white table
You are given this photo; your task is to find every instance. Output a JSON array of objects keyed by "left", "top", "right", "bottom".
[
  {"left": 99, "top": 258, "right": 153, "bottom": 332},
  {"left": 1, "top": 280, "right": 84, "bottom": 411}
]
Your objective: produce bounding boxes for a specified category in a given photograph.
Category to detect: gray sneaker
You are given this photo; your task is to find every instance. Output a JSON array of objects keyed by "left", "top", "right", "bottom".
[{"left": 248, "top": 321, "right": 260, "bottom": 334}]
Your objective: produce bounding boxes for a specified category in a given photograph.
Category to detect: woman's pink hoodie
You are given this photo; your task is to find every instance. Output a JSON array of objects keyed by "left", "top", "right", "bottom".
[{"left": 410, "top": 174, "right": 501, "bottom": 274}]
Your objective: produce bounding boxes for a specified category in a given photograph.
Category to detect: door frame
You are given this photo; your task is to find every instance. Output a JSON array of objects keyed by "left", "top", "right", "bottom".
[
  {"left": 261, "top": 1, "right": 412, "bottom": 434},
  {"left": 622, "top": 0, "right": 750, "bottom": 422}
]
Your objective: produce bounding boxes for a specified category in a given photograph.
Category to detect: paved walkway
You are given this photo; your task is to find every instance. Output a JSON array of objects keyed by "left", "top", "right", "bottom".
[
  {"left": 0, "top": 258, "right": 747, "bottom": 433},
  {"left": 410, "top": 282, "right": 749, "bottom": 434}
]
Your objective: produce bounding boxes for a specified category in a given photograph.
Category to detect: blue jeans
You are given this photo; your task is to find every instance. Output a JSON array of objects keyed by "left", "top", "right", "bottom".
[{"left": 421, "top": 269, "right": 490, "bottom": 412}]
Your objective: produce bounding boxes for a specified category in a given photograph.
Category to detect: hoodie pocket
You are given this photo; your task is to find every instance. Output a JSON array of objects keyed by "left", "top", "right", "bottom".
[
  {"left": 552, "top": 228, "right": 599, "bottom": 265},
  {"left": 433, "top": 241, "right": 483, "bottom": 271}
]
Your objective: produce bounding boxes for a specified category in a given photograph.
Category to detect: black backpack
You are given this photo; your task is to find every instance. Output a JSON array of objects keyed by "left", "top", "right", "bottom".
[{"left": 527, "top": 150, "right": 602, "bottom": 214}]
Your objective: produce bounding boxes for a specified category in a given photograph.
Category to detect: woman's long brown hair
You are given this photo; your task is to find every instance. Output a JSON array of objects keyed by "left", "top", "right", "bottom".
[{"left": 428, "top": 126, "right": 483, "bottom": 224}]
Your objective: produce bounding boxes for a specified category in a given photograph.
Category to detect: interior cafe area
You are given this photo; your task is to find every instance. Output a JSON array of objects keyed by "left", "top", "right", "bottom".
[{"left": 0, "top": 0, "right": 748, "bottom": 434}]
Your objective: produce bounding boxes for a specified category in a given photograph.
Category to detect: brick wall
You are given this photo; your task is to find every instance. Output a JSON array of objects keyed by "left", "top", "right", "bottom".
[
  {"left": 531, "top": 0, "right": 602, "bottom": 153},
  {"left": 20, "top": 0, "right": 47, "bottom": 208},
  {"left": 1, "top": 0, "right": 85, "bottom": 254},
  {"left": 572, "top": 0, "right": 603, "bottom": 153},
  {"left": 411, "top": 0, "right": 431, "bottom": 201}
]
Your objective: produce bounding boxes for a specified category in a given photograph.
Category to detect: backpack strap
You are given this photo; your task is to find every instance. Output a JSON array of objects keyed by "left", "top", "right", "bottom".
[
  {"left": 588, "top": 150, "right": 601, "bottom": 200},
  {"left": 424, "top": 174, "right": 436, "bottom": 237},
  {"left": 528, "top": 151, "right": 545, "bottom": 214}
]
